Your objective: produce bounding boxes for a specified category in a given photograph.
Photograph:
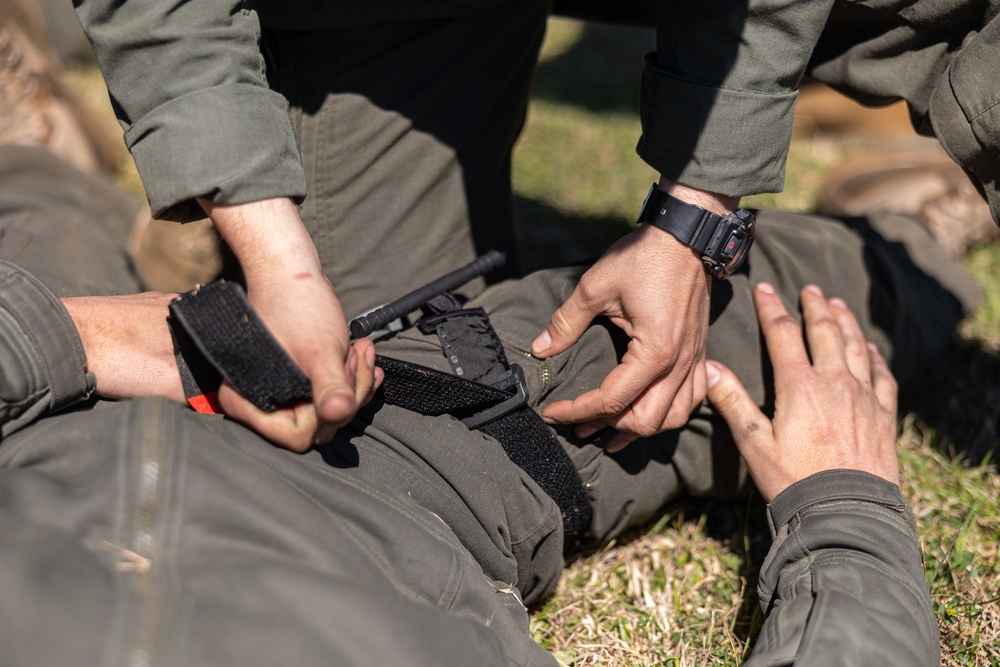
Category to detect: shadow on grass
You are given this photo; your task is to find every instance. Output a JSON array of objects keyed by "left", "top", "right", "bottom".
[{"left": 903, "top": 338, "right": 1000, "bottom": 466}]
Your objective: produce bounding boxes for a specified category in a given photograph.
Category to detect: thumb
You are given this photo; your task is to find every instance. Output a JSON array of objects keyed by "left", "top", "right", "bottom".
[
  {"left": 306, "top": 357, "right": 359, "bottom": 428},
  {"left": 532, "top": 289, "right": 597, "bottom": 358},
  {"left": 705, "top": 360, "right": 771, "bottom": 453}
]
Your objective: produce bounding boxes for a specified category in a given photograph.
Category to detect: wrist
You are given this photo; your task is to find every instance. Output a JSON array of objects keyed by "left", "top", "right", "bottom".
[
  {"left": 637, "top": 223, "right": 711, "bottom": 279},
  {"left": 640, "top": 180, "right": 754, "bottom": 280},
  {"left": 657, "top": 176, "right": 739, "bottom": 216},
  {"left": 198, "top": 197, "right": 321, "bottom": 278}
]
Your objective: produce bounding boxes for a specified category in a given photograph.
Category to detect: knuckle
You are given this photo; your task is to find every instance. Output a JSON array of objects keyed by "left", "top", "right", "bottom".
[
  {"left": 285, "top": 436, "right": 313, "bottom": 453},
  {"left": 663, "top": 413, "right": 688, "bottom": 431},
  {"left": 548, "top": 308, "right": 576, "bottom": 337},
  {"left": 632, "top": 419, "right": 660, "bottom": 438},
  {"left": 813, "top": 314, "right": 839, "bottom": 333},
  {"left": 831, "top": 370, "right": 858, "bottom": 393},
  {"left": 602, "top": 395, "right": 630, "bottom": 416},
  {"left": 770, "top": 315, "right": 801, "bottom": 333}
]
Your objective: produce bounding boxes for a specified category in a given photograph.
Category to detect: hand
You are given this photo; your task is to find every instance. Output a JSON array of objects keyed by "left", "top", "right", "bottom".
[
  {"left": 533, "top": 180, "right": 736, "bottom": 452},
  {"left": 217, "top": 337, "right": 383, "bottom": 452},
  {"left": 705, "top": 283, "right": 900, "bottom": 502},
  {"left": 199, "top": 197, "right": 359, "bottom": 451},
  {"left": 62, "top": 292, "right": 185, "bottom": 402}
]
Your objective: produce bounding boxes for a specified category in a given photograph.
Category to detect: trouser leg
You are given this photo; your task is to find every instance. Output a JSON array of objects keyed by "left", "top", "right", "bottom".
[
  {"left": 0, "top": 397, "right": 556, "bottom": 667},
  {"left": 0, "top": 145, "right": 142, "bottom": 296},
  {"left": 263, "top": 0, "right": 551, "bottom": 318},
  {"left": 370, "top": 209, "right": 977, "bottom": 601}
]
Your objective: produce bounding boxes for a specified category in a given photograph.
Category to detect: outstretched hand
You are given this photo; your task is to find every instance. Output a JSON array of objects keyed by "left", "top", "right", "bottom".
[{"left": 705, "top": 283, "right": 899, "bottom": 502}]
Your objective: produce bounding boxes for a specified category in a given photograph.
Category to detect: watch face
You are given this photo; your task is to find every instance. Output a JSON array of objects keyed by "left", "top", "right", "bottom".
[{"left": 705, "top": 212, "right": 754, "bottom": 278}]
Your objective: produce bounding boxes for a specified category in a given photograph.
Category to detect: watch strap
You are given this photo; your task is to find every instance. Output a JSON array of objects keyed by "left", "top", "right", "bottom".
[{"left": 638, "top": 187, "right": 720, "bottom": 254}]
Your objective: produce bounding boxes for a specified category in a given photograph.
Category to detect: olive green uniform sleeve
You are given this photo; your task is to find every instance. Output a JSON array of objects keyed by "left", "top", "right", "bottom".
[
  {"left": 638, "top": 0, "right": 836, "bottom": 197},
  {"left": 808, "top": 1, "right": 1000, "bottom": 225},
  {"left": 0, "top": 263, "right": 94, "bottom": 439},
  {"left": 746, "top": 470, "right": 939, "bottom": 666},
  {"left": 74, "top": 0, "right": 307, "bottom": 222}
]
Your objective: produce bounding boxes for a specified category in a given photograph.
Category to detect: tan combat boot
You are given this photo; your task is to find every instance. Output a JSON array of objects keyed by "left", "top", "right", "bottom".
[{"left": 819, "top": 147, "right": 999, "bottom": 259}]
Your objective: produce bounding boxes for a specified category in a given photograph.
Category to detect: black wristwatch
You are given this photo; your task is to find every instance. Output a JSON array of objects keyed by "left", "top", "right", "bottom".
[{"left": 636, "top": 184, "right": 755, "bottom": 279}]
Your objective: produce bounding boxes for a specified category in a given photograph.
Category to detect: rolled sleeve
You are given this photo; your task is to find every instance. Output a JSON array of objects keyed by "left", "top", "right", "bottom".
[
  {"left": 638, "top": 54, "right": 797, "bottom": 197},
  {"left": 76, "top": 0, "right": 308, "bottom": 222},
  {"left": 640, "top": 0, "right": 835, "bottom": 197},
  {"left": 746, "top": 470, "right": 939, "bottom": 667},
  {"left": 125, "top": 85, "right": 307, "bottom": 222},
  {"left": 929, "top": 15, "right": 1000, "bottom": 224}
]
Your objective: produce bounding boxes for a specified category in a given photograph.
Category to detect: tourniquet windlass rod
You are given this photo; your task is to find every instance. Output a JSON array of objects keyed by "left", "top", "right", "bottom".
[{"left": 348, "top": 250, "right": 506, "bottom": 339}]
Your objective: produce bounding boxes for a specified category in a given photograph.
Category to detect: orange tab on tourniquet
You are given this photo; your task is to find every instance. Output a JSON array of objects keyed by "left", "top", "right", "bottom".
[{"left": 187, "top": 391, "right": 223, "bottom": 415}]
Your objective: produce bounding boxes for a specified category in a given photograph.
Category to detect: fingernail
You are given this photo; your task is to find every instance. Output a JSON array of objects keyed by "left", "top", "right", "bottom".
[
  {"left": 365, "top": 343, "right": 376, "bottom": 367},
  {"left": 531, "top": 331, "right": 551, "bottom": 356},
  {"left": 541, "top": 414, "right": 558, "bottom": 425},
  {"left": 575, "top": 425, "right": 598, "bottom": 439},
  {"left": 804, "top": 284, "right": 823, "bottom": 297},
  {"left": 347, "top": 348, "right": 358, "bottom": 374},
  {"left": 829, "top": 297, "right": 847, "bottom": 310},
  {"left": 756, "top": 282, "right": 775, "bottom": 294},
  {"left": 705, "top": 361, "right": 721, "bottom": 389}
]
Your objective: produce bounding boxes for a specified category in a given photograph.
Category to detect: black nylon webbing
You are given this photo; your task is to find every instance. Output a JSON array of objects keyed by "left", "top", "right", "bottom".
[
  {"left": 376, "top": 357, "right": 592, "bottom": 547},
  {"left": 169, "top": 281, "right": 311, "bottom": 411},
  {"left": 168, "top": 281, "right": 592, "bottom": 547}
]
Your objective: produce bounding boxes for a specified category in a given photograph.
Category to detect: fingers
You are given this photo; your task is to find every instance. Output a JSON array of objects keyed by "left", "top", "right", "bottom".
[
  {"left": 218, "top": 384, "right": 319, "bottom": 452},
  {"left": 800, "top": 285, "right": 849, "bottom": 372},
  {"left": 216, "top": 338, "right": 385, "bottom": 453},
  {"left": 753, "top": 283, "right": 810, "bottom": 379},
  {"left": 704, "top": 360, "right": 772, "bottom": 458},
  {"left": 829, "top": 297, "right": 872, "bottom": 383},
  {"left": 351, "top": 338, "right": 383, "bottom": 408},
  {"left": 541, "top": 346, "right": 678, "bottom": 430},
  {"left": 869, "top": 343, "right": 898, "bottom": 414},
  {"left": 531, "top": 285, "right": 597, "bottom": 359}
]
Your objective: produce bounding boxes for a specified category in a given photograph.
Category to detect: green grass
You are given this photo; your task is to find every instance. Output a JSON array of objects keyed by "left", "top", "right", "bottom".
[{"left": 518, "top": 17, "right": 1000, "bottom": 667}]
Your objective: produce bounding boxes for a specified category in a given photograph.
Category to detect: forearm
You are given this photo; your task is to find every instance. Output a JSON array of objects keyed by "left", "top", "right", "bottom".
[
  {"left": 0, "top": 263, "right": 94, "bottom": 437},
  {"left": 75, "top": 0, "right": 306, "bottom": 221},
  {"left": 747, "top": 470, "right": 939, "bottom": 667}
]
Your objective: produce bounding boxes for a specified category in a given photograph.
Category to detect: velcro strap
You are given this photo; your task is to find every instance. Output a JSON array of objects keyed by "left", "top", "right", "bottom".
[{"left": 168, "top": 281, "right": 311, "bottom": 412}]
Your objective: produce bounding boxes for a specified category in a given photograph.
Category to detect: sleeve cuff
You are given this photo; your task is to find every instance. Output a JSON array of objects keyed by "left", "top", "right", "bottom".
[
  {"left": 637, "top": 53, "right": 796, "bottom": 197},
  {"left": 928, "top": 26, "right": 1000, "bottom": 224},
  {"left": 0, "top": 262, "right": 94, "bottom": 420},
  {"left": 125, "top": 84, "right": 308, "bottom": 222},
  {"left": 766, "top": 469, "right": 908, "bottom": 536}
]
